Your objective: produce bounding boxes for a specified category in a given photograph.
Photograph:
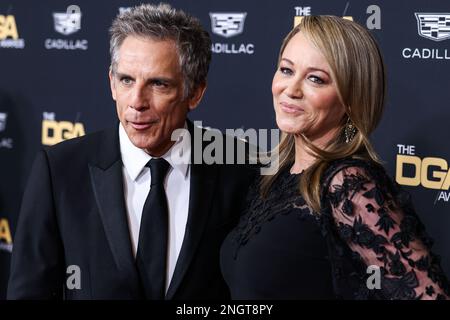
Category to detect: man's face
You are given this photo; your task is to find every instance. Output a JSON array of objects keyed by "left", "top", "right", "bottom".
[{"left": 109, "top": 36, "right": 205, "bottom": 156}]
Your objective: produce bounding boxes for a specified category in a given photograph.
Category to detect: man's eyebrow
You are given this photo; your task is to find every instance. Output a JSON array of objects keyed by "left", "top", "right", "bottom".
[
  {"left": 114, "top": 72, "right": 174, "bottom": 84},
  {"left": 114, "top": 72, "right": 133, "bottom": 79},
  {"left": 146, "top": 77, "right": 172, "bottom": 83}
]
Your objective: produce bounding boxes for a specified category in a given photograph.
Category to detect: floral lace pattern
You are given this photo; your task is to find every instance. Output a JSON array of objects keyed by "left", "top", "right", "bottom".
[
  {"left": 232, "top": 168, "right": 315, "bottom": 259},
  {"left": 230, "top": 158, "right": 450, "bottom": 300},
  {"left": 322, "top": 158, "right": 450, "bottom": 300}
]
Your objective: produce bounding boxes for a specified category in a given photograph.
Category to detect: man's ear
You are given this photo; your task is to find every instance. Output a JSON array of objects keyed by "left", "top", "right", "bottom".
[
  {"left": 187, "top": 82, "right": 207, "bottom": 111},
  {"left": 109, "top": 68, "right": 117, "bottom": 101}
]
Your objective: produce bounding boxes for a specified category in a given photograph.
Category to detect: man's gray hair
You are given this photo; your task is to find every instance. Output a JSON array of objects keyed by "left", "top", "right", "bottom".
[{"left": 109, "top": 3, "right": 211, "bottom": 97}]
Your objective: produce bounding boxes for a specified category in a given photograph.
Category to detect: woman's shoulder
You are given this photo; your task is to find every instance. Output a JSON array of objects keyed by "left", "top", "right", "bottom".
[
  {"left": 320, "top": 156, "right": 413, "bottom": 213},
  {"left": 319, "top": 156, "right": 401, "bottom": 206},
  {"left": 322, "top": 157, "right": 389, "bottom": 187}
]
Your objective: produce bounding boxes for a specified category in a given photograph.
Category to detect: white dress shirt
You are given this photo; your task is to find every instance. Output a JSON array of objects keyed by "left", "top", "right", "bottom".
[{"left": 119, "top": 122, "right": 191, "bottom": 292}]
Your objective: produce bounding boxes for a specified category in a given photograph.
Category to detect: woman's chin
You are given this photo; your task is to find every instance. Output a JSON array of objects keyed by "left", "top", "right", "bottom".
[{"left": 276, "top": 119, "right": 302, "bottom": 135}]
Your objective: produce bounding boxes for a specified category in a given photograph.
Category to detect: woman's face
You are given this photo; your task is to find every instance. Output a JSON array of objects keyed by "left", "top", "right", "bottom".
[{"left": 272, "top": 31, "right": 346, "bottom": 143}]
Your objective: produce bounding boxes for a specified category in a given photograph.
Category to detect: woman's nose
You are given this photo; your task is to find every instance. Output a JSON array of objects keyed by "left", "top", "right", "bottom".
[{"left": 284, "top": 80, "right": 303, "bottom": 99}]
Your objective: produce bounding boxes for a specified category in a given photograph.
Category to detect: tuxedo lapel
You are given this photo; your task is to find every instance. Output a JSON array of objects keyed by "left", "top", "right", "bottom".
[
  {"left": 166, "top": 121, "right": 218, "bottom": 299},
  {"left": 88, "top": 126, "right": 140, "bottom": 286}
]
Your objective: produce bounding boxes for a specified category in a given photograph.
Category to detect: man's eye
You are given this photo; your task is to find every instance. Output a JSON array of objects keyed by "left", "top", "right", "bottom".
[
  {"left": 152, "top": 80, "right": 169, "bottom": 88},
  {"left": 120, "top": 77, "right": 133, "bottom": 85},
  {"left": 308, "top": 75, "right": 324, "bottom": 84},
  {"left": 280, "top": 67, "right": 293, "bottom": 75}
]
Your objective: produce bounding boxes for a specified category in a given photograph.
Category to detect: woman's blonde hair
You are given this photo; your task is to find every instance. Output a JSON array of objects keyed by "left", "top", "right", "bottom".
[{"left": 261, "top": 15, "right": 386, "bottom": 213}]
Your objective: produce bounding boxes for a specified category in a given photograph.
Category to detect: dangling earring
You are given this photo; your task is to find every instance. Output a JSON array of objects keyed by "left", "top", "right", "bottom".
[{"left": 344, "top": 117, "right": 357, "bottom": 143}]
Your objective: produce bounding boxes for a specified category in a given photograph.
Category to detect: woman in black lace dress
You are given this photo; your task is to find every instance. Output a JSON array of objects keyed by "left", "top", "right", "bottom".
[{"left": 220, "top": 16, "right": 449, "bottom": 300}]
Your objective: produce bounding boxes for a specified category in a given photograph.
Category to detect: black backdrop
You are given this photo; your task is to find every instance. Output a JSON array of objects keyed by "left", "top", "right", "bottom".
[{"left": 1, "top": 0, "right": 450, "bottom": 299}]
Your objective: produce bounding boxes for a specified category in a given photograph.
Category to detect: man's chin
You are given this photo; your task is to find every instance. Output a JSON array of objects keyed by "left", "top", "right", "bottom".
[
  {"left": 131, "top": 139, "right": 155, "bottom": 151},
  {"left": 126, "top": 132, "right": 155, "bottom": 149},
  {"left": 131, "top": 137, "right": 173, "bottom": 156}
]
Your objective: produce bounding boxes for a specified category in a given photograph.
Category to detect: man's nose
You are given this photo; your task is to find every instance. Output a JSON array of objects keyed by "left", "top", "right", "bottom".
[{"left": 129, "top": 85, "right": 149, "bottom": 111}]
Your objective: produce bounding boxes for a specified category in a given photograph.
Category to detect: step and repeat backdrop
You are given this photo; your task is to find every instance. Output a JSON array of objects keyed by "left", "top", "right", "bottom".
[{"left": 1, "top": 0, "right": 449, "bottom": 299}]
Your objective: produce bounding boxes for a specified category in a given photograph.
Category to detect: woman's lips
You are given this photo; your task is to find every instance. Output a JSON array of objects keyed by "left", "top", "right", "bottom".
[{"left": 280, "top": 102, "right": 304, "bottom": 114}]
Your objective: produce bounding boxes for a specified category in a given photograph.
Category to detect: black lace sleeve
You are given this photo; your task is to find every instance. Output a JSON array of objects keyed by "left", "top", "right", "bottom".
[{"left": 325, "top": 162, "right": 450, "bottom": 300}]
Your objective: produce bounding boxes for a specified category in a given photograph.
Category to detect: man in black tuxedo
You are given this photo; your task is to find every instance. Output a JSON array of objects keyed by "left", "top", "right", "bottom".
[{"left": 7, "top": 3, "right": 255, "bottom": 299}]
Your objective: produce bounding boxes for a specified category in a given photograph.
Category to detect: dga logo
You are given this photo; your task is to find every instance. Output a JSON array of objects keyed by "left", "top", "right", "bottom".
[
  {"left": 294, "top": 6, "right": 354, "bottom": 26},
  {"left": 0, "top": 112, "right": 7, "bottom": 132},
  {"left": 209, "top": 12, "right": 254, "bottom": 55},
  {"left": 53, "top": 5, "right": 81, "bottom": 35},
  {"left": 293, "top": 5, "right": 381, "bottom": 29},
  {"left": 294, "top": 6, "right": 312, "bottom": 27},
  {"left": 0, "top": 218, "right": 13, "bottom": 253},
  {"left": 415, "top": 13, "right": 450, "bottom": 42},
  {"left": 0, "top": 14, "right": 25, "bottom": 49},
  {"left": 209, "top": 13, "right": 247, "bottom": 38},
  {"left": 45, "top": 5, "right": 88, "bottom": 51},
  {"left": 396, "top": 144, "right": 450, "bottom": 203},
  {"left": 42, "top": 112, "right": 85, "bottom": 146}
]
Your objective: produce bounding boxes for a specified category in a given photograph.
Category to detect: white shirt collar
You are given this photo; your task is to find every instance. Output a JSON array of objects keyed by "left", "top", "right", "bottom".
[{"left": 119, "top": 122, "right": 191, "bottom": 181}]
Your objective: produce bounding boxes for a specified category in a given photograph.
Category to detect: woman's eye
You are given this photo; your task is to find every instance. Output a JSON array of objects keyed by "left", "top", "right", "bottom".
[
  {"left": 308, "top": 75, "right": 324, "bottom": 84},
  {"left": 280, "top": 67, "right": 293, "bottom": 75}
]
